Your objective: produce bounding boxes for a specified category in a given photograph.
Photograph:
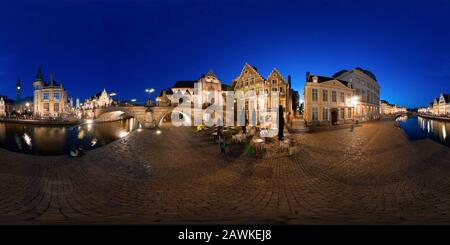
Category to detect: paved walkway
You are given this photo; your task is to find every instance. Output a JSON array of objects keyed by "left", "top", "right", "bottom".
[{"left": 0, "top": 120, "right": 449, "bottom": 224}]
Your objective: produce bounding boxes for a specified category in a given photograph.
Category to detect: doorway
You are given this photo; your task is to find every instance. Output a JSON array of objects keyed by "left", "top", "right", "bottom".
[{"left": 331, "top": 109, "right": 338, "bottom": 125}]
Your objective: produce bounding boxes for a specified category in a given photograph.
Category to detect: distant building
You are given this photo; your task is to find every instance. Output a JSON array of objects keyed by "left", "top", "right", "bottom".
[
  {"left": 304, "top": 73, "right": 354, "bottom": 126},
  {"left": 16, "top": 78, "right": 22, "bottom": 101},
  {"left": 83, "top": 89, "right": 114, "bottom": 109},
  {"left": 0, "top": 97, "right": 5, "bottom": 116},
  {"left": 433, "top": 97, "right": 440, "bottom": 115},
  {"left": 32, "top": 66, "right": 69, "bottom": 117},
  {"left": 0, "top": 93, "right": 33, "bottom": 116},
  {"left": 157, "top": 69, "right": 230, "bottom": 107},
  {"left": 380, "top": 100, "right": 407, "bottom": 115},
  {"left": 438, "top": 93, "right": 450, "bottom": 116}
]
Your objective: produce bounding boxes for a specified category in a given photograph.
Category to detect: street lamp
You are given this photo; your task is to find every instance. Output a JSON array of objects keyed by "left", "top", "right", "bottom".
[
  {"left": 351, "top": 96, "right": 360, "bottom": 123},
  {"left": 145, "top": 88, "right": 155, "bottom": 98},
  {"left": 25, "top": 102, "right": 30, "bottom": 113}
]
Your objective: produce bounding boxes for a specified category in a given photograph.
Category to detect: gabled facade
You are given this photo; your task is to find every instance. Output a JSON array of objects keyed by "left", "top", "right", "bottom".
[
  {"left": 433, "top": 97, "right": 440, "bottom": 115},
  {"left": 232, "top": 63, "right": 294, "bottom": 125},
  {"left": 438, "top": 93, "right": 450, "bottom": 116},
  {"left": 161, "top": 69, "right": 227, "bottom": 107},
  {"left": 83, "top": 89, "right": 114, "bottom": 109},
  {"left": 32, "top": 66, "right": 69, "bottom": 118}
]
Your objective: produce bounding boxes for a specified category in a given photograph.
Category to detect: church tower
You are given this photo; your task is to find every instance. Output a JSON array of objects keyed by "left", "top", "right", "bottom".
[
  {"left": 33, "top": 65, "right": 45, "bottom": 115},
  {"left": 16, "top": 78, "right": 22, "bottom": 101},
  {"left": 33, "top": 65, "right": 45, "bottom": 90}
]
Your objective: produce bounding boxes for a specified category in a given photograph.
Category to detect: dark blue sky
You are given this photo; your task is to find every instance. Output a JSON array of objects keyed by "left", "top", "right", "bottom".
[{"left": 0, "top": 0, "right": 449, "bottom": 108}]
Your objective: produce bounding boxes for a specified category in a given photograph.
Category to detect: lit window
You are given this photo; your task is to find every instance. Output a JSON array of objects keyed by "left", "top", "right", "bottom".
[
  {"left": 54, "top": 103, "right": 59, "bottom": 112},
  {"left": 312, "top": 89, "right": 318, "bottom": 102},
  {"left": 323, "top": 108, "right": 328, "bottom": 120},
  {"left": 312, "top": 107, "right": 318, "bottom": 120},
  {"left": 322, "top": 90, "right": 328, "bottom": 102}
]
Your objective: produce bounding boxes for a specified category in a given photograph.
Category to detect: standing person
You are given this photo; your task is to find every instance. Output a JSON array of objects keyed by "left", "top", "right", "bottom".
[
  {"left": 218, "top": 135, "right": 226, "bottom": 155},
  {"left": 278, "top": 105, "right": 285, "bottom": 141}
]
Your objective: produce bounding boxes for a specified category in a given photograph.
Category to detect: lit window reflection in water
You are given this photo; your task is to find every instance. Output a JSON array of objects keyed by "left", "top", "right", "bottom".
[
  {"left": 0, "top": 117, "right": 139, "bottom": 155},
  {"left": 397, "top": 116, "right": 449, "bottom": 147}
]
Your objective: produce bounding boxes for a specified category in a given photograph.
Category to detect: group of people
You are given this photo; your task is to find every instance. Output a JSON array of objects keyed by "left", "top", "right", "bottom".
[{"left": 217, "top": 125, "right": 248, "bottom": 155}]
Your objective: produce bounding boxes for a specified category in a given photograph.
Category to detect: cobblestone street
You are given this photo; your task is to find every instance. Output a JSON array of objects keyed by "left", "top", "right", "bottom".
[{"left": 0, "top": 119, "right": 449, "bottom": 224}]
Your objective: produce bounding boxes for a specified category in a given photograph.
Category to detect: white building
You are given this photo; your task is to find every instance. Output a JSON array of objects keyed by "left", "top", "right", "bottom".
[
  {"left": 83, "top": 89, "right": 114, "bottom": 109},
  {"left": 380, "top": 100, "right": 407, "bottom": 115},
  {"left": 334, "top": 68, "right": 381, "bottom": 122},
  {"left": 438, "top": 93, "right": 450, "bottom": 116},
  {"left": 159, "top": 69, "right": 230, "bottom": 107}
]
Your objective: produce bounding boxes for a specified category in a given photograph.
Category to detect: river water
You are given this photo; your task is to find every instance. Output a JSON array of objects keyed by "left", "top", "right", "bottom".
[
  {"left": 0, "top": 118, "right": 139, "bottom": 155},
  {"left": 396, "top": 115, "right": 449, "bottom": 147}
]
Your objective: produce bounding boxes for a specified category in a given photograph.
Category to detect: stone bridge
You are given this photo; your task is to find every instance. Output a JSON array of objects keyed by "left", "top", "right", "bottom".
[{"left": 95, "top": 106, "right": 191, "bottom": 128}]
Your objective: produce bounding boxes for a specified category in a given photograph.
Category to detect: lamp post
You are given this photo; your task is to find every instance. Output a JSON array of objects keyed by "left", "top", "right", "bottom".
[
  {"left": 351, "top": 96, "right": 359, "bottom": 125},
  {"left": 145, "top": 88, "right": 155, "bottom": 99},
  {"left": 145, "top": 88, "right": 155, "bottom": 107}
]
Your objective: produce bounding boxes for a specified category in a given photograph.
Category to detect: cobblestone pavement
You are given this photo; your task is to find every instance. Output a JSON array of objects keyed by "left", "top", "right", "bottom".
[{"left": 0, "top": 119, "right": 449, "bottom": 224}]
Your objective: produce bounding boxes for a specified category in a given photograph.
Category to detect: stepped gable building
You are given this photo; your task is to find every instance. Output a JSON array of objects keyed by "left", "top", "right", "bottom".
[
  {"left": 231, "top": 63, "right": 294, "bottom": 124},
  {"left": 433, "top": 97, "right": 440, "bottom": 115},
  {"left": 32, "top": 66, "right": 69, "bottom": 117},
  {"left": 304, "top": 73, "right": 354, "bottom": 126},
  {"left": 83, "top": 89, "right": 114, "bottom": 109},
  {"left": 438, "top": 93, "right": 450, "bottom": 116}
]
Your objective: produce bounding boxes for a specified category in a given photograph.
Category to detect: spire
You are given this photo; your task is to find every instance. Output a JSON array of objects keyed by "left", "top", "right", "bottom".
[
  {"left": 35, "top": 65, "right": 44, "bottom": 81},
  {"left": 16, "top": 77, "right": 22, "bottom": 101},
  {"left": 206, "top": 69, "right": 216, "bottom": 78},
  {"left": 50, "top": 72, "right": 55, "bottom": 86}
]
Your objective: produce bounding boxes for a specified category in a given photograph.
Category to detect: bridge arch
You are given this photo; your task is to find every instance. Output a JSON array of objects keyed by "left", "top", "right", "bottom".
[
  {"left": 95, "top": 106, "right": 194, "bottom": 128},
  {"left": 95, "top": 106, "right": 149, "bottom": 127}
]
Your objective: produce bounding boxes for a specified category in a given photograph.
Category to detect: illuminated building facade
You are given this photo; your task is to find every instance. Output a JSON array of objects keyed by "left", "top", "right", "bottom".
[{"left": 32, "top": 67, "right": 69, "bottom": 118}]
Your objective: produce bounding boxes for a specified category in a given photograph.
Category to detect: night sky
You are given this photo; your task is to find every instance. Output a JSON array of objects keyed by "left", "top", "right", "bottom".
[{"left": 0, "top": 0, "right": 449, "bottom": 108}]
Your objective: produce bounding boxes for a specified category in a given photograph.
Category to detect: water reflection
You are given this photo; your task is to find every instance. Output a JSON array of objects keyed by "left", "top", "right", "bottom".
[
  {"left": 396, "top": 116, "right": 450, "bottom": 147},
  {"left": 0, "top": 118, "right": 139, "bottom": 155}
]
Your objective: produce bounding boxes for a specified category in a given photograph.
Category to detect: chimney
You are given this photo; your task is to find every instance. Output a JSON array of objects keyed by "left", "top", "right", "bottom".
[
  {"left": 288, "top": 75, "right": 292, "bottom": 88},
  {"left": 306, "top": 71, "right": 310, "bottom": 82}
]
